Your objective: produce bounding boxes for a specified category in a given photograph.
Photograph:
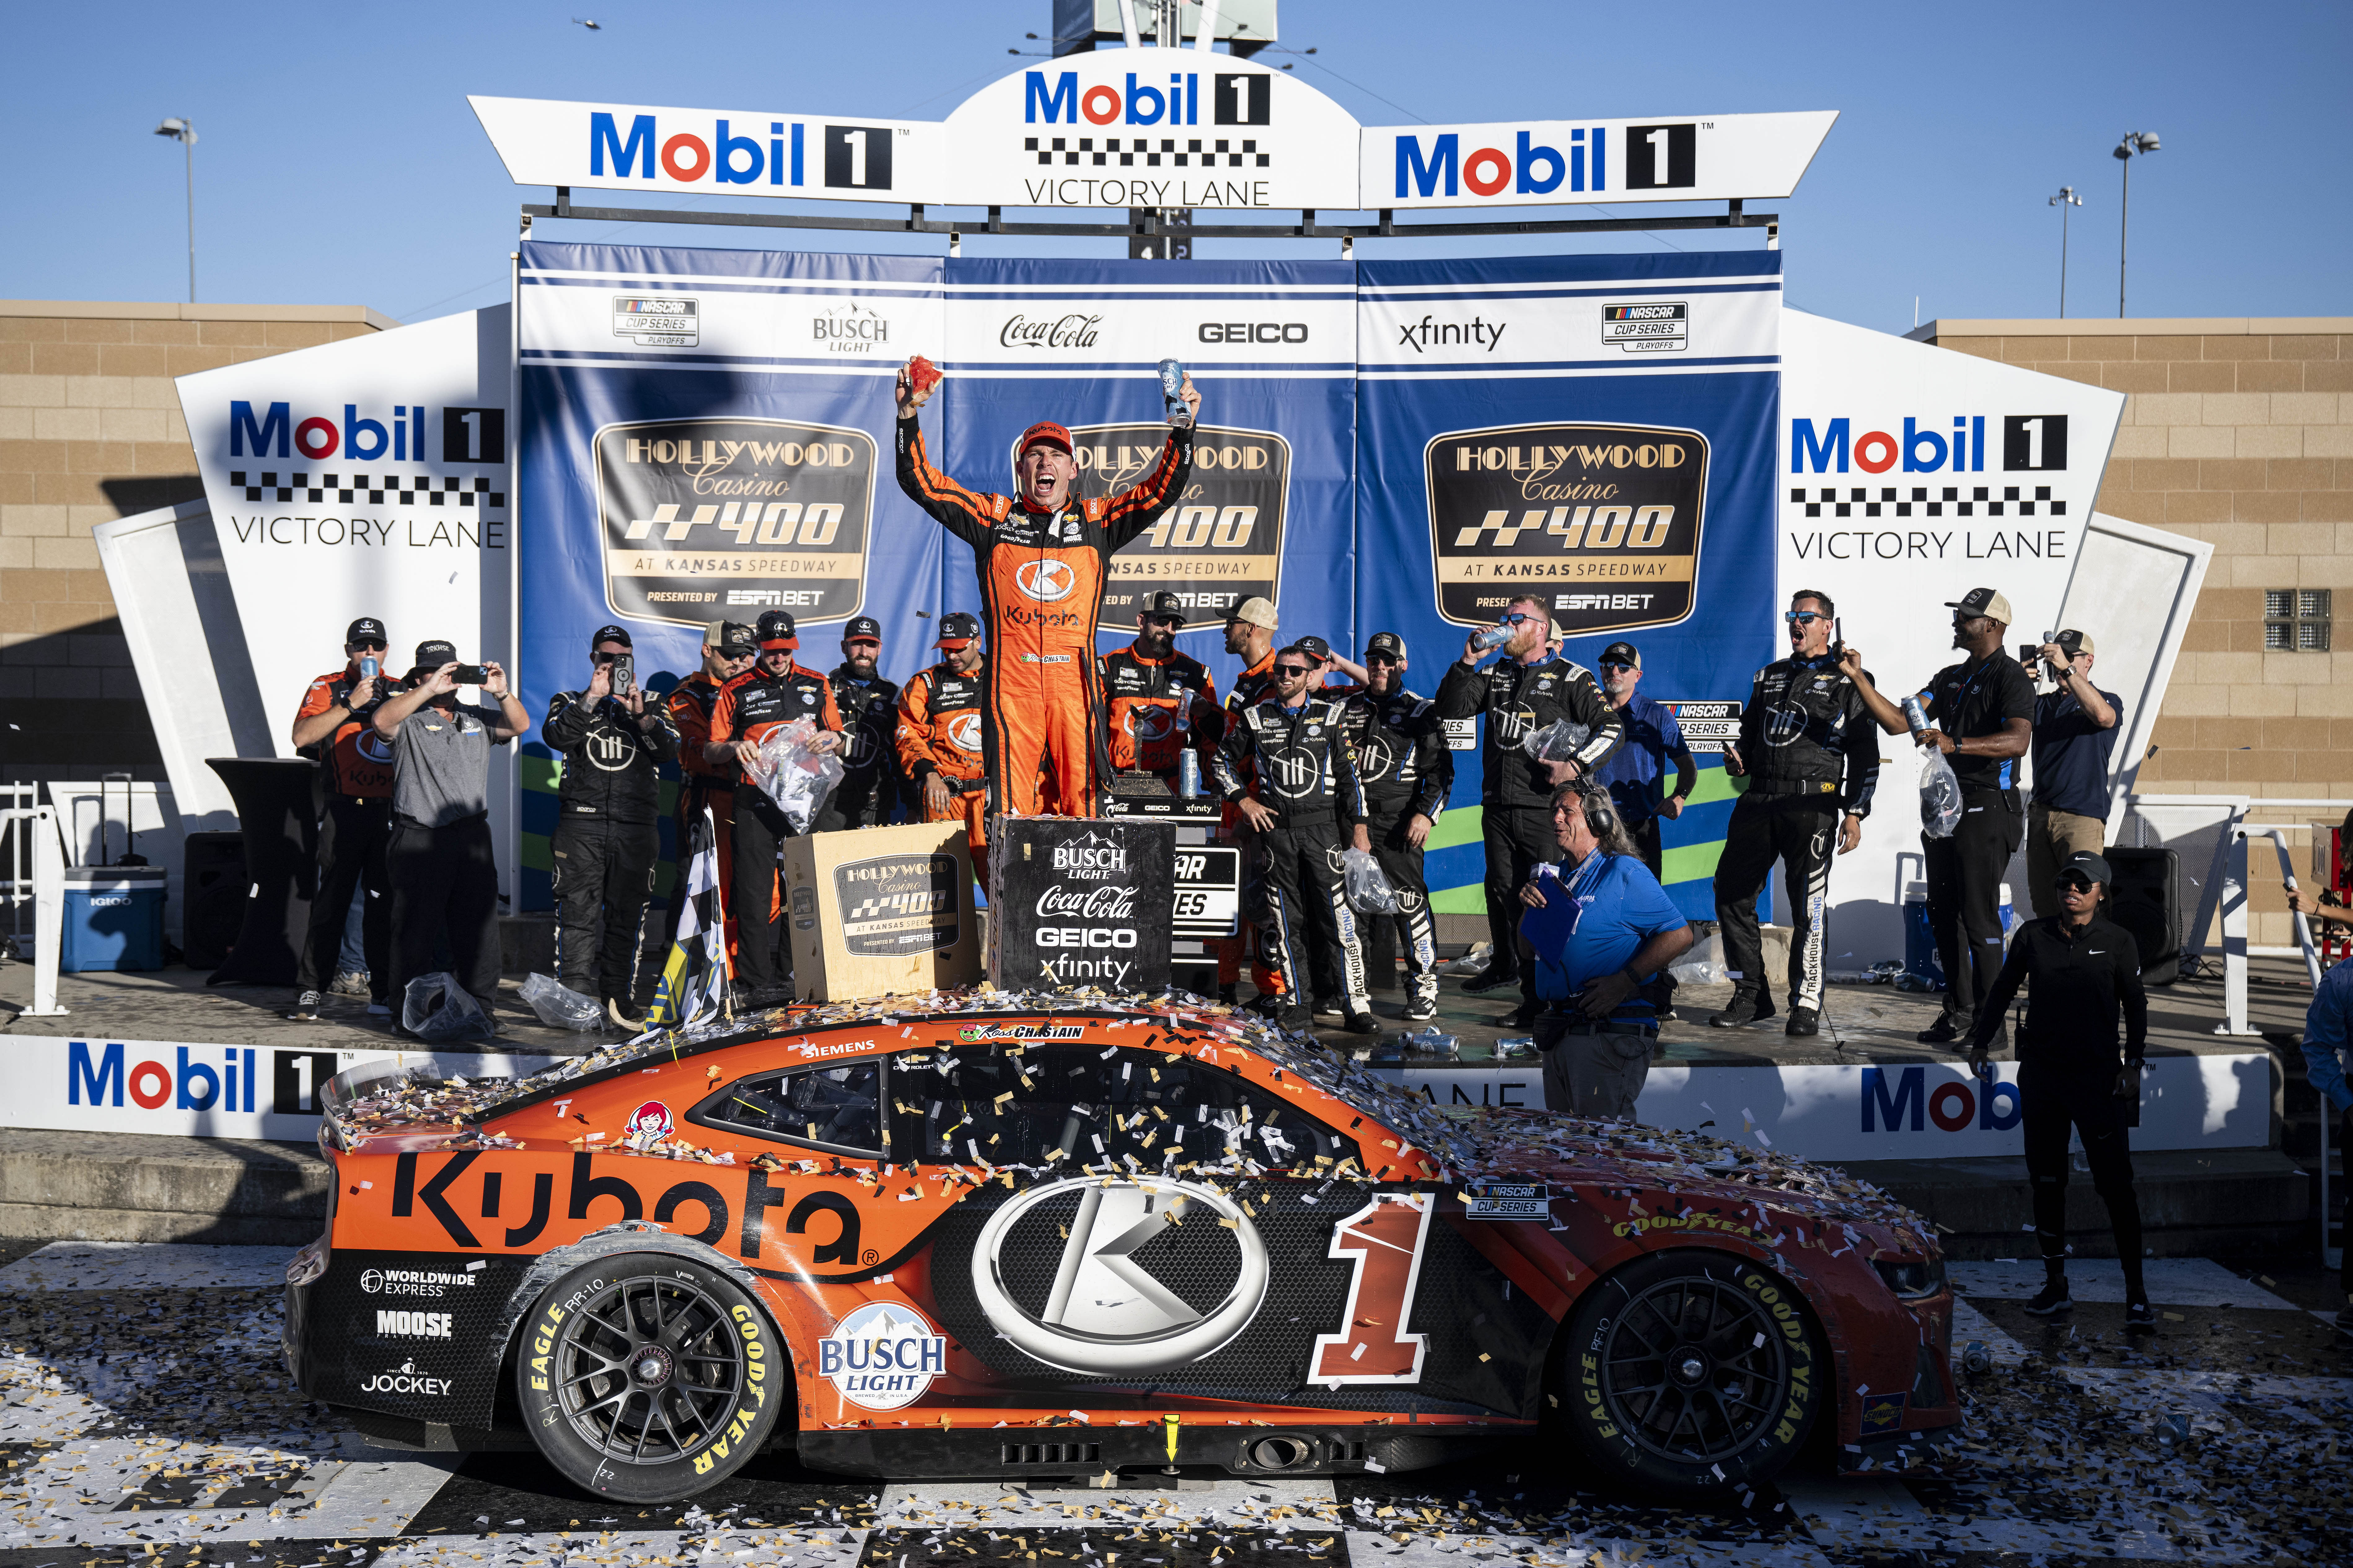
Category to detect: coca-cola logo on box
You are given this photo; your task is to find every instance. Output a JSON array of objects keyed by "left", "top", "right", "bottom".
[{"left": 990, "top": 820, "right": 1175, "bottom": 995}]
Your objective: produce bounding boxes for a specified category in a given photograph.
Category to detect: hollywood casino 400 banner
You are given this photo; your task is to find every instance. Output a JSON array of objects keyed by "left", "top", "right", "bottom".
[{"left": 516, "top": 243, "right": 1777, "bottom": 917}]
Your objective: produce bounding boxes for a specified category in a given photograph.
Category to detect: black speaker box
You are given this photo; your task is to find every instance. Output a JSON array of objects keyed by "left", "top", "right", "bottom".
[
  {"left": 2104, "top": 845, "right": 2180, "bottom": 985},
  {"left": 181, "top": 831, "right": 247, "bottom": 970}
]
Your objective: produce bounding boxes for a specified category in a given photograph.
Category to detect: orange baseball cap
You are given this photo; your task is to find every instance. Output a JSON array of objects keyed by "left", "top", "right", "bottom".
[{"left": 1018, "top": 421, "right": 1075, "bottom": 459}]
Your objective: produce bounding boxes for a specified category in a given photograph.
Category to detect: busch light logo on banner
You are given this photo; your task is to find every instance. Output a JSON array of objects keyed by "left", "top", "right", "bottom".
[
  {"left": 1057, "top": 423, "right": 1290, "bottom": 628},
  {"left": 1423, "top": 422, "right": 1709, "bottom": 637},
  {"left": 591, "top": 417, "right": 877, "bottom": 628}
]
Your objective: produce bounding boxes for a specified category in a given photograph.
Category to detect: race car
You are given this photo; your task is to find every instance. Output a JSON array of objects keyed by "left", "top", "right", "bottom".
[{"left": 285, "top": 993, "right": 1959, "bottom": 1503}]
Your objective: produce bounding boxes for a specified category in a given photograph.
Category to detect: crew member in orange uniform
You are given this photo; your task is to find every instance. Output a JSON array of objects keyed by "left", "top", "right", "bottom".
[
  {"left": 288, "top": 615, "right": 398, "bottom": 1019},
  {"left": 1101, "top": 589, "right": 1221, "bottom": 787},
  {"left": 894, "top": 356, "right": 1198, "bottom": 818},
  {"left": 663, "top": 619, "right": 755, "bottom": 951},
  {"left": 706, "top": 611, "right": 841, "bottom": 1004},
  {"left": 896, "top": 612, "right": 991, "bottom": 857}
]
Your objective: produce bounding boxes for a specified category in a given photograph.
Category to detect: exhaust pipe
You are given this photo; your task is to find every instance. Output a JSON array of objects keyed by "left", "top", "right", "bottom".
[{"left": 1246, "top": 1434, "right": 1313, "bottom": 1470}]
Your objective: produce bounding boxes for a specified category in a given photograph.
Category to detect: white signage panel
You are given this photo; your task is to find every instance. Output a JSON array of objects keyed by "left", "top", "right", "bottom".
[
  {"left": 1362, "top": 111, "right": 1837, "bottom": 211},
  {"left": 468, "top": 95, "right": 947, "bottom": 205}
]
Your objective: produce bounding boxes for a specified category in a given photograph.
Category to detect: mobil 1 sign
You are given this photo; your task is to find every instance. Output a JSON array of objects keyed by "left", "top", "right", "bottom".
[{"left": 989, "top": 819, "right": 1176, "bottom": 993}]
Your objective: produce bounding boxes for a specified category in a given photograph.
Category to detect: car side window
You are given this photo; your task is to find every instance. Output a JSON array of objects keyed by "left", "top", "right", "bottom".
[
  {"left": 888, "top": 1044, "right": 1356, "bottom": 1172},
  {"left": 696, "top": 1062, "right": 883, "bottom": 1156}
]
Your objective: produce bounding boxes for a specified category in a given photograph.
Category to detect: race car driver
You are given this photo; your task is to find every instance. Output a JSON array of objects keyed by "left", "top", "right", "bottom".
[
  {"left": 663, "top": 620, "right": 755, "bottom": 951},
  {"left": 706, "top": 610, "right": 842, "bottom": 1004},
  {"left": 288, "top": 615, "right": 397, "bottom": 1020},
  {"left": 1101, "top": 589, "right": 1220, "bottom": 786},
  {"left": 1339, "top": 632, "right": 1453, "bottom": 1021},
  {"left": 896, "top": 612, "right": 990, "bottom": 857},
  {"left": 1214, "top": 596, "right": 1282, "bottom": 1001},
  {"left": 815, "top": 615, "right": 904, "bottom": 834},
  {"left": 542, "top": 625, "right": 680, "bottom": 1027},
  {"left": 1212, "top": 646, "right": 1380, "bottom": 1036},
  {"left": 1435, "top": 593, "right": 1623, "bottom": 1021},
  {"left": 895, "top": 355, "right": 1198, "bottom": 819}
]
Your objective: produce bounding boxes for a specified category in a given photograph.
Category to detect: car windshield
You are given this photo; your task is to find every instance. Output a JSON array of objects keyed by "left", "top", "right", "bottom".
[{"left": 697, "top": 1062, "right": 884, "bottom": 1156}]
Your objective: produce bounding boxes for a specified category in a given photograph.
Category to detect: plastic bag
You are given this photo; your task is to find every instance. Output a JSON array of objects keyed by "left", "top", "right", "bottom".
[
  {"left": 747, "top": 719, "right": 846, "bottom": 834},
  {"left": 519, "top": 972, "right": 604, "bottom": 1031},
  {"left": 1342, "top": 847, "right": 1398, "bottom": 913},
  {"left": 1918, "top": 744, "right": 1964, "bottom": 839},
  {"left": 1521, "top": 718, "right": 1592, "bottom": 766},
  {"left": 401, "top": 972, "right": 496, "bottom": 1042},
  {"left": 1436, "top": 941, "right": 1493, "bottom": 977},
  {"left": 1667, "top": 930, "right": 1726, "bottom": 985}
]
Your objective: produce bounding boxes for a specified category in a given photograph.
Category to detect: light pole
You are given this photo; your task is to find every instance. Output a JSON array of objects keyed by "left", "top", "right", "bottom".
[
  {"left": 2048, "top": 186, "right": 2082, "bottom": 318},
  {"left": 154, "top": 117, "right": 198, "bottom": 304},
  {"left": 2113, "top": 131, "right": 2159, "bottom": 318}
]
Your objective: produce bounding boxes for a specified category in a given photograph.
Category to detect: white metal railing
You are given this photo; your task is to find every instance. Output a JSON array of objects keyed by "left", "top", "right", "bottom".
[
  {"left": 0, "top": 805, "right": 66, "bottom": 1016},
  {"left": 0, "top": 783, "right": 37, "bottom": 938}
]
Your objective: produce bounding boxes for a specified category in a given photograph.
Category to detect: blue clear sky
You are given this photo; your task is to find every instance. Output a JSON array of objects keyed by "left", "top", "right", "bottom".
[{"left": 4, "top": 1, "right": 2345, "bottom": 331}]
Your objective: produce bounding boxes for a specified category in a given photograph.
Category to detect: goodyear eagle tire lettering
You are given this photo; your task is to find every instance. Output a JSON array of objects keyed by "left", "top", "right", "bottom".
[
  {"left": 514, "top": 1253, "right": 785, "bottom": 1503},
  {"left": 1555, "top": 1251, "right": 1824, "bottom": 1496}
]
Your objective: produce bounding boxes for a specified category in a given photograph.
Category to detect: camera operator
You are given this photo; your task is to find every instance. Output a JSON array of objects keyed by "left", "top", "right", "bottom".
[
  {"left": 1845, "top": 586, "right": 2036, "bottom": 1048},
  {"left": 1519, "top": 780, "right": 1694, "bottom": 1120},
  {"left": 542, "top": 625, "right": 680, "bottom": 1028},
  {"left": 2024, "top": 629, "right": 2121, "bottom": 919},
  {"left": 287, "top": 616, "right": 395, "bottom": 1021},
  {"left": 1966, "top": 852, "right": 2152, "bottom": 1326},
  {"left": 372, "top": 641, "right": 529, "bottom": 1029},
  {"left": 2299, "top": 947, "right": 2353, "bottom": 1346}
]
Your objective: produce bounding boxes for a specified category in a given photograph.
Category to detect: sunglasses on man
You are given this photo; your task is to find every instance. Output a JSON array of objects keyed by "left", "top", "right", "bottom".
[
  {"left": 1783, "top": 611, "right": 1827, "bottom": 626},
  {"left": 1599, "top": 660, "right": 1636, "bottom": 673},
  {"left": 2055, "top": 874, "right": 2096, "bottom": 893},
  {"left": 1273, "top": 663, "right": 1313, "bottom": 678},
  {"left": 1498, "top": 611, "right": 1542, "bottom": 626},
  {"left": 1365, "top": 651, "right": 1400, "bottom": 666},
  {"left": 348, "top": 639, "right": 388, "bottom": 652}
]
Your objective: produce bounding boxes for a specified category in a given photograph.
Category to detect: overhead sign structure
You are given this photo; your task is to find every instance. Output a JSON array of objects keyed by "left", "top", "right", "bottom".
[{"left": 469, "top": 71, "right": 1834, "bottom": 215}]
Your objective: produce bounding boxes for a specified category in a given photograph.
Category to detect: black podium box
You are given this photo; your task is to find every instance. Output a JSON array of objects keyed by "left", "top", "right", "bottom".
[{"left": 988, "top": 817, "right": 1175, "bottom": 994}]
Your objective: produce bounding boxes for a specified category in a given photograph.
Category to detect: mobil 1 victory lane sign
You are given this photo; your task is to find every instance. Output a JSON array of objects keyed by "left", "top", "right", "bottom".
[
  {"left": 592, "top": 417, "right": 877, "bottom": 628},
  {"left": 1425, "top": 422, "right": 1709, "bottom": 637},
  {"left": 1061, "top": 423, "right": 1289, "bottom": 629}
]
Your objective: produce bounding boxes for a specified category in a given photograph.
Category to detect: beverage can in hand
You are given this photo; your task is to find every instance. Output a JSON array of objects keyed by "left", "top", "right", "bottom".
[
  {"left": 1177, "top": 748, "right": 1201, "bottom": 799},
  {"left": 1471, "top": 623, "right": 1512, "bottom": 654},
  {"left": 1902, "top": 694, "right": 1930, "bottom": 739},
  {"left": 1159, "top": 358, "right": 1191, "bottom": 426}
]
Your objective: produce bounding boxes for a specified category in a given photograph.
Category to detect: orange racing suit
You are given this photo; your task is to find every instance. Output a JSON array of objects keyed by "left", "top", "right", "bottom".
[
  {"left": 664, "top": 670, "right": 737, "bottom": 951},
  {"left": 1100, "top": 644, "right": 1221, "bottom": 782},
  {"left": 895, "top": 661, "right": 990, "bottom": 857},
  {"left": 895, "top": 415, "right": 1192, "bottom": 818}
]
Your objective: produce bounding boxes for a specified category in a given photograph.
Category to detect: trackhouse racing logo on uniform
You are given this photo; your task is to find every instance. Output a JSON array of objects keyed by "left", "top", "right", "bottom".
[
  {"left": 1424, "top": 420, "right": 1709, "bottom": 636},
  {"left": 1057, "top": 422, "right": 1290, "bottom": 629},
  {"left": 593, "top": 416, "right": 876, "bottom": 629}
]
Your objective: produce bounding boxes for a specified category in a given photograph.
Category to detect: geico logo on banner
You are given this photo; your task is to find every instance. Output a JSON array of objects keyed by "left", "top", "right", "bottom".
[
  {"left": 1790, "top": 415, "right": 2070, "bottom": 476},
  {"left": 227, "top": 401, "right": 505, "bottom": 465}
]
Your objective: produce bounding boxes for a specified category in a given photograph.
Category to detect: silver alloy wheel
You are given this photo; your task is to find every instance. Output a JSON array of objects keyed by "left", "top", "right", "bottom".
[{"left": 547, "top": 1275, "right": 748, "bottom": 1465}]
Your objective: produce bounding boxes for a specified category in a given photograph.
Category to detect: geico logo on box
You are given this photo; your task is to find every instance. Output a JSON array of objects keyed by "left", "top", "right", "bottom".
[
  {"left": 1790, "top": 415, "right": 2070, "bottom": 475},
  {"left": 68, "top": 1042, "right": 259, "bottom": 1114},
  {"left": 588, "top": 112, "right": 894, "bottom": 191},
  {"left": 1036, "top": 927, "right": 1139, "bottom": 949},
  {"left": 227, "top": 402, "right": 505, "bottom": 465},
  {"left": 1860, "top": 1065, "right": 2022, "bottom": 1134},
  {"left": 1198, "top": 322, "right": 1308, "bottom": 344},
  {"left": 376, "top": 1310, "right": 454, "bottom": 1339}
]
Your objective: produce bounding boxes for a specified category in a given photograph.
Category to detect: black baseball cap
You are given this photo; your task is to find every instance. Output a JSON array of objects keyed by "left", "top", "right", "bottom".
[
  {"left": 590, "top": 624, "right": 632, "bottom": 653},
  {"left": 936, "top": 611, "right": 982, "bottom": 649},
  {"left": 1599, "top": 640, "right": 1642, "bottom": 668},
  {"left": 2060, "top": 850, "right": 2113, "bottom": 885},
  {"left": 705, "top": 619, "right": 755, "bottom": 655},
  {"left": 346, "top": 617, "right": 387, "bottom": 646},
  {"left": 1139, "top": 591, "right": 1187, "bottom": 626},
  {"left": 414, "top": 638, "right": 458, "bottom": 668},
  {"left": 1365, "top": 631, "right": 1406, "bottom": 661},
  {"left": 844, "top": 615, "right": 882, "bottom": 643},
  {"left": 755, "top": 610, "right": 799, "bottom": 650},
  {"left": 1294, "top": 635, "right": 1332, "bottom": 663}
]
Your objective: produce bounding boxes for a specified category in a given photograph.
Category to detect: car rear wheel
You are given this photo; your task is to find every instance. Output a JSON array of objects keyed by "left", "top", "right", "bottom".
[
  {"left": 1558, "top": 1251, "right": 1824, "bottom": 1495},
  {"left": 516, "top": 1253, "right": 784, "bottom": 1503}
]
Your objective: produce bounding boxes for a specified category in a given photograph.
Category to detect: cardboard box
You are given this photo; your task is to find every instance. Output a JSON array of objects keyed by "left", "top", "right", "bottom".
[
  {"left": 779, "top": 821, "right": 981, "bottom": 1001},
  {"left": 988, "top": 816, "right": 1176, "bottom": 993}
]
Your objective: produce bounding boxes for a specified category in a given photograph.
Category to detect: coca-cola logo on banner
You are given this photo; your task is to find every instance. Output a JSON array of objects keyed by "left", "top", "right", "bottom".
[
  {"left": 1423, "top": 421, "right": 1709, "bottom": 637},
  {"left": 1049, "top": 423, "right": 1290, "bottom": 631},
  {"left": 592, "top": 416, "right": 877, "bottom": 629}
]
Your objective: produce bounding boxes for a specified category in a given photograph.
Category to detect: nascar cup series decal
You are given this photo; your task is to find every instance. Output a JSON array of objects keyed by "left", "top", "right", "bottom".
[
  {"left": 1056, "top": 422, "right": 1291, "bottom": 631},
  {"left": 972, "top": 1177, "right": 1269, "bottom": 1375},
  {"left": 1423, "top": 420, "right": 1709, "bottom": 637},
  {"left": 817, "top": 1301, "right": 950, "bottom": 1411}
]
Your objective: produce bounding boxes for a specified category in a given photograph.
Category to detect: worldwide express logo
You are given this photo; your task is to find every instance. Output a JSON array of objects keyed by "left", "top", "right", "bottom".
[{"left": 1788, "top": 414, "right": 2070, "bottom": 520}]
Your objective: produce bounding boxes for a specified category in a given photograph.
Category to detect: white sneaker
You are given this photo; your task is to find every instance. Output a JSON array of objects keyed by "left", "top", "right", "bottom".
[{"left": 286, "top": 990, "right": 325, "bottom": 1021}]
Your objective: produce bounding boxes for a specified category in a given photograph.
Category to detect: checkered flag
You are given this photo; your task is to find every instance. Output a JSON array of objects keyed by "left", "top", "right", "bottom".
[{"left": 644, "top": 807, "right": 731, "bottom": 1031}]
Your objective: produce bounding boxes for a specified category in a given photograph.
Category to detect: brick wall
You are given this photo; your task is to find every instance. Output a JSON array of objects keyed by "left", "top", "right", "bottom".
[
  {"left": 1915, "top": 318, "right": 2353, "bottom": 943},
  {"left": 0, "top": 301, "right": 392, "bottom": 779}
]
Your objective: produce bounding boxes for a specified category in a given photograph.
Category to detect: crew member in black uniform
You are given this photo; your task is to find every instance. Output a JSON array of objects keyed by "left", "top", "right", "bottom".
[
  {"left": 1967, "top": 851, "right": 2152, "bottom": 1326},
  {"left": 542, "top": 625, "right": 680, "bottom": 1027},
  {"left": 1212, "top": 647, "right": 1380, "bottom": 1036},
  {"left": 1847, "top": 585, "right": 2037, "bottom": 1047},
  {"left": 1340, "top": 633, "right": 1452, "bottom": 1022},
  {"left": 815, "top": 615, "right": 903, "bottom": 833},
  {"left": 1711, "top": 590, "right": 1879, "bottom": 1036},
  {"left": 1434, "top": 592, "right": 1622, "bottom": 1018}
]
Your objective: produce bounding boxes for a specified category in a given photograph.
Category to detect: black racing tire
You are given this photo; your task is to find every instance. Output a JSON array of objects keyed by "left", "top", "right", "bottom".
[
  {"left": 516, "top": 1252, "right": 785, "bottom": 1503},
  {"left": 1557, "top": 1250, "right": 1825, "bottom": 1496}
]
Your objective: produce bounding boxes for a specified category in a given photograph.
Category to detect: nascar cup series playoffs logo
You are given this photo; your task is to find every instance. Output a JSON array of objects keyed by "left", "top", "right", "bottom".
[
  {"left": 972, "top": 1177, "right": 1268, "bottom": 1375},
  {"left": 817, "top": 1302, "right": 948, "bottom": 1411},
  {"left": 1054, "top": 422, "right": 1291, "bottom": 631},
  {"left": 593, "top": 416, "right": 876, "bottom": 629},
  {"left": 1425, "top": 421, "right": 1709, "bottom": 637}
]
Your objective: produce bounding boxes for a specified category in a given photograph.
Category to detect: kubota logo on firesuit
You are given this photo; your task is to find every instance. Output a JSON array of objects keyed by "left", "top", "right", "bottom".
[{"left": 1016, "top": 559, "right": 1078, "bottom": 602}]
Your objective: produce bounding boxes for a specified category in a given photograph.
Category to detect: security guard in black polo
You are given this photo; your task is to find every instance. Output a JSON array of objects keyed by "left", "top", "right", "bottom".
[
  {"left": 1712, "top": 590, "right": 1878, "bottom": 1036},
  {"left": 815, "top": 615, "right": 904, "bottom": 833},
  {"left": 542, "top": 624, "right": 681, "bottom": 1026},
  {"left": 1339, "top": 632, "right": 1453, "bottom": 1021}
]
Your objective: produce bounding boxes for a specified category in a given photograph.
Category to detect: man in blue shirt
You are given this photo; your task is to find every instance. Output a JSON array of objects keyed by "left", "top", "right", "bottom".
[
  {"left": 1519, "top": 781, "right": 1694, "bottom": 1120},
  {"left": 2302, "top": 958, "right": 2353, "bottom": 1343},
  {"left": 1591, "top": 640, "right": 1697, "bottom": 878},
  {"left": 2025, "top": 629, "right": 2122, "bottom": 918}
]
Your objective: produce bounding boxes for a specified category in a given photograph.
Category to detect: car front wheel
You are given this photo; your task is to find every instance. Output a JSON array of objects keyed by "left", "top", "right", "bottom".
[
  {"left": 1558, "top": 1250, "right": 1825, "bottom": 1495},
  {"left": 516, "top": 1253, "right": 784, "bottom": 1503}
]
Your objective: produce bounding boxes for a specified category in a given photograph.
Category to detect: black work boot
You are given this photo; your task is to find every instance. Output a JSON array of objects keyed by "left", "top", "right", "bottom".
[{"left": 1709, "top": 992, "right": 1777, "bottom": 1027}]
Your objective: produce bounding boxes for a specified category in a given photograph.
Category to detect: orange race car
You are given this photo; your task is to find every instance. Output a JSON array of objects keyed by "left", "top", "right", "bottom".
[{"left": 285, "top": 997, "right": 1960, "bottom": 1503}]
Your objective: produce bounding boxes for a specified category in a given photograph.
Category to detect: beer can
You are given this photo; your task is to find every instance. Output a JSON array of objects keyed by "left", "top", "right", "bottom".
[
  {"left": 1902, "top": 695, "right": 1930, "bottom": 738},
  {"left": 1177, "top": 749, "right": 1202, "bottom": 799},
  {"left": 1471, "top": 623, "right": 1512, "bottom": 655}
]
